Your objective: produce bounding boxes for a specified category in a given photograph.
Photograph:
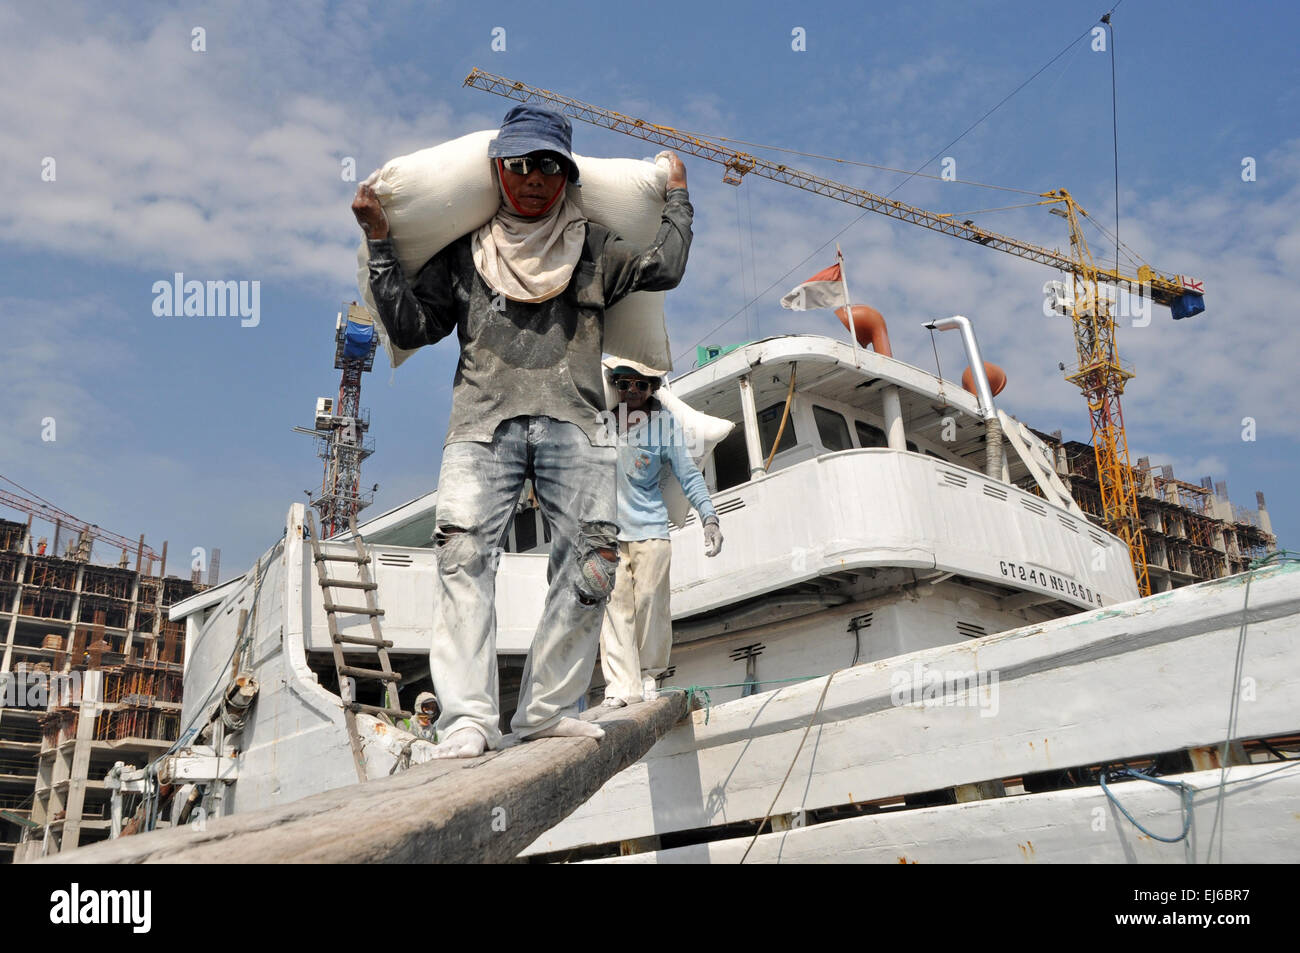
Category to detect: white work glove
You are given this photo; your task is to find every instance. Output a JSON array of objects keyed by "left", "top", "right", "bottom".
[{"left": 703, "top": 516, "right": 723, "bottom": 557}]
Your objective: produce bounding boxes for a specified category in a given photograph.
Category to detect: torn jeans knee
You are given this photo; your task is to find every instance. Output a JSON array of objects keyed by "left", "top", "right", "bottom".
[
  {"left": 574, "top": 520, "right": 620, "bottom": 606},
  {"left": 434, "top": 523, "right": 485, "bottom": 576}
]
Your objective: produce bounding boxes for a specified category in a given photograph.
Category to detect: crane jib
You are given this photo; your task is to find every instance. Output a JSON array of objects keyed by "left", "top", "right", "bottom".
[{"left": 463, "top": 68, "right": 1206, "bottom": 322}]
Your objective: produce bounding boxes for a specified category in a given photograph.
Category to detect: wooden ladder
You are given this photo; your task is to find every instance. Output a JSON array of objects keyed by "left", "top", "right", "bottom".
[{"left": 305, "top": 510, "right": 407, "bottom": 782}]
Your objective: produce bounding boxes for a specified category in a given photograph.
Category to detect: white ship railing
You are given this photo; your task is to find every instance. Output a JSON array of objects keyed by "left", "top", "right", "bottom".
[{"left": 667, "top": 447, "right": 1140, "bottom": 617}]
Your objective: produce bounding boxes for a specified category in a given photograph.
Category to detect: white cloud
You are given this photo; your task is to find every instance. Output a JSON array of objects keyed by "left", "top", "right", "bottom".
[{"left": 0, "top": 3, "right": 460, "bottom": 294}]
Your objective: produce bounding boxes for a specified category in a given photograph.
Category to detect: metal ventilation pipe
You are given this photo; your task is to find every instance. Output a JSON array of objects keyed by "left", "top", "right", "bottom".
[{"left": 924, "top": 315, "right": 1002, "bottom": 478}]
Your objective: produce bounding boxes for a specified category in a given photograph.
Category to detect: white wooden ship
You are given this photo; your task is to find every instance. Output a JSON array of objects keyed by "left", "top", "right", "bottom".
[{"left": 73, "top": 327, "right": 1299, "bottom": 864}]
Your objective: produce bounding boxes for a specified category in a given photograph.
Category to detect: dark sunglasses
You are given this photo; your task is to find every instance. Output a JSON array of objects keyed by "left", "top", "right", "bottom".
[
  {"left": 500, "top": 155, "right": 565, "bottom": 176},
  {"left": 614, "top": 379, "right": 652, "bottom": 392}
]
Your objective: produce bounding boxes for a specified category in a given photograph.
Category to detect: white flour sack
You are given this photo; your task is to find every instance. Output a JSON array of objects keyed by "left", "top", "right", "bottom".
[
  {"left": 355, "top": 129, "right": 675, "bottom": 371},
  {"left": 655, "top": 385, "right": 734, "bottom": 527}
]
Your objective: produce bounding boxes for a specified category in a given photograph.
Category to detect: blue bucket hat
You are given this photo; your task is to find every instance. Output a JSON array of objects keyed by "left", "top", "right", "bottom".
[{"left": 487, "top": 105, "right": 580, "bottom": 183}]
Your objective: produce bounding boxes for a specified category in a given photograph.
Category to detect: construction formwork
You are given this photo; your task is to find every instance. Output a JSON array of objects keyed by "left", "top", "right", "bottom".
[
  {"left": 1026, "top": 437, "right": 1278, "bottom": 594},
  {"left": 0, "top": 515, "right": 201, "bottom": 861}
]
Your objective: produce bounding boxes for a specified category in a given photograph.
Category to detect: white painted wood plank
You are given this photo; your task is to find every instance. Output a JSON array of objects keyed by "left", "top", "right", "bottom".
[
  {"left": 524, "top": 561, "right": 1300, "bottom": 855},
  {"left": 591, "top": 762, "right": 1300, "bottom": 864}
]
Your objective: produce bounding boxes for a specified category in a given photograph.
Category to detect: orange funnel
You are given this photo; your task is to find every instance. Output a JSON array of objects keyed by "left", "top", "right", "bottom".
[
  {"left": 834, "top": 305, "right": 892, "bottom": 357},
  {"left": 962, "top": 362, "right": 1007, "bottom": 397}
]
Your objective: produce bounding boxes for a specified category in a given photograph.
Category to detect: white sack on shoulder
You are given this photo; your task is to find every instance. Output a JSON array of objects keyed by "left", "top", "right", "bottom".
[
  {"left": 355, "top": 130, "right": 675, "bottom": 372},
  {"left": 655, "top": 384, "right": 733, "bottom": 528}
]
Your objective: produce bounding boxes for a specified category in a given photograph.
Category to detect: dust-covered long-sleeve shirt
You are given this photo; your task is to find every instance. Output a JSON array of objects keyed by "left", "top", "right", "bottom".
[{"left": 365, "top": 188, "right": 694, "bottom": 448}]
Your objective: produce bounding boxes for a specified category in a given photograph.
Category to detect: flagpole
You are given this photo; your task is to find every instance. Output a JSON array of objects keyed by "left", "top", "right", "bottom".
[{"left": 837, "top": 244, "right": 861, "bottom": 367}]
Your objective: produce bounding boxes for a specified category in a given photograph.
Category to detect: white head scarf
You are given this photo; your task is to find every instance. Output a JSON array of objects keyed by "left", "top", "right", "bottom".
[{"left": 471, "top": 170, "right": 587, "bottom": 304}]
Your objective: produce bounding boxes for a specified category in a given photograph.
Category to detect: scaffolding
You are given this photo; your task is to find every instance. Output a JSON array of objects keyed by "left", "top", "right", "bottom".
[
  {"left": 0, "top": 505, "right": 201, "bottom": 860},
  {"left": 38, "top": 710, "right": 77, "bottom": 748},
  {"left": 94, "top": 706, "right": 179, "bottom": 744},
  {"left": 0, "top": 521, "right": 24, "bottom": 553},
  {"left": 101, "top": 662, "right": 182, "bottom": 707},
  {"left": 1036, "top": 435, "right": 1278, "bottom": 593}
]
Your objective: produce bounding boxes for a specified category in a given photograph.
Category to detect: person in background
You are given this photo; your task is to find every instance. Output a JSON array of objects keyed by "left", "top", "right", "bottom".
[
  {"left": 593, "top": 359, "right": 722, "bottom": 714},
  {"left": 400, "top": 691, "right": 440, "bottom": 742}
]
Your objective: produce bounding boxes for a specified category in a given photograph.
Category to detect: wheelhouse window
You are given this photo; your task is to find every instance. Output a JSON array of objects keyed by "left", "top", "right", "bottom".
[
  {"left": 712, "top": 425, "right": 750, "bottom": 492},
  {"left": 855, "top": 420, "right": 887, "bottom": 449},
  {"left": 813, "top": 405, "right": 852, "bottom": 452},
  {"left": 758, "top": 402, "right": 797, "bottom": 458},
  {"left": 852, "top": 419, "right": 918, "bottom": 452}
]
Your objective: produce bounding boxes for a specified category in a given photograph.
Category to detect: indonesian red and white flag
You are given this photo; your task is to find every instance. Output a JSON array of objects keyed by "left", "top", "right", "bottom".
[{"left": 780, "top": 262, "right": 849, "bottom": 311}]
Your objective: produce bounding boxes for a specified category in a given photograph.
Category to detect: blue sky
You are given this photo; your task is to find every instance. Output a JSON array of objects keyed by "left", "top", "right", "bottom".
[{"left": 2, "top": 0, "right": 1296, "bottom": 579}]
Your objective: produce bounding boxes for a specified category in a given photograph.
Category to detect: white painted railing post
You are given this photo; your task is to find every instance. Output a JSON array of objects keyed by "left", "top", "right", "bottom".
[{"left": 738, "top": 374, "right": 765, "bottom": 478}]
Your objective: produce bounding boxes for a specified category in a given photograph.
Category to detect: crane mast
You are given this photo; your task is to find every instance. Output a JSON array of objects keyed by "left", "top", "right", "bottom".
[
  {"left": 464, "top": 68, "right": 1208, "bottom": 595},
  {"left": 1056, "top": 190, "right": 1149, "bottom": 595}
]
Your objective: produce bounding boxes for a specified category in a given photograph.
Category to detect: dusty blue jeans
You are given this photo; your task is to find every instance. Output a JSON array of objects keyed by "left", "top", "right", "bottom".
[{"left": 430, "top": 416, "right": 619, "bottom": 747}]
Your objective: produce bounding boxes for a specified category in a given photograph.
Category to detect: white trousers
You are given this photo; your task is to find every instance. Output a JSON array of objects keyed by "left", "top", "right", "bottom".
[{"left": 599, "top": 538, "right": 673, "bottom": 703}]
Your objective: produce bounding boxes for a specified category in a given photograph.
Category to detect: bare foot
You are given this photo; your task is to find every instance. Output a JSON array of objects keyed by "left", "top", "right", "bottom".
[
  {"left": 430, "top": 726, "right": 487, "bottom": 759},
  {"left": 522, "top": 717, "right": 605, "bottom": 741}
]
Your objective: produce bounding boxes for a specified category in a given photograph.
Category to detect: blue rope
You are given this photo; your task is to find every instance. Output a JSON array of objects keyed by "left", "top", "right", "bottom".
[
  {"left": 684, "top": 686, "right": 711, "bottom": 724},
  {"left": 1099, "top": 767, "right": 1194, "bottom": 843},
  {"left": 662, "top": 675, "right": 822, "bottom": 725}
]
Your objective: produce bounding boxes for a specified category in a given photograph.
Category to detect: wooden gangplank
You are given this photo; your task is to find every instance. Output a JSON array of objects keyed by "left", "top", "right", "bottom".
[{"left": 41, "top": 692, "right": 691, "bottom": 864}]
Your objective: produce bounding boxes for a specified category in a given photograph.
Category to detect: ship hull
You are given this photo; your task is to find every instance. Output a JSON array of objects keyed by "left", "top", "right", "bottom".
[{"left": 523, "top": 559, "right": 1300, "bottom": 862}]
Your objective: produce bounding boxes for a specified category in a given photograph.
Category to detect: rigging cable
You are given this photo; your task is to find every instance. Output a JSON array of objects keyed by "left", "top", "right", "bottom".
[
  {"left": 740, "top": 670, "right": 838, "bottom": 864},
  {"left": 1081, "top": 213, "right": 1147, "bottom": 273},
  {"left": 939, "top": 200, "right": 1055, "bottom": 219},
  {"left": 1204, "top": 551, "right": 1300, "bottom": 862},
  {"left": 735, "top": 187, "right": 751, "bottom": 339},
  {"left": 746, "top": 184, "right": 759, "bottom": 340},
  {"left": 929, "top": 326, "right": 948, "bottom": 407},
  {"left": 1105, "top": 12, "right": 1121, "bottom": 273},
  {"left": 0, "top": 473, "right": 60, "bottom": 512}
]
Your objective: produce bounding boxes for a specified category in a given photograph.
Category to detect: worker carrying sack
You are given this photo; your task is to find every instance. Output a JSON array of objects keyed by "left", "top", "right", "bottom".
[
  {"left": 600, "top": 359, "right": 734, "bottom": 528},
  {"left": 355, "top": 130, "right": 676, "bottom": 373}
]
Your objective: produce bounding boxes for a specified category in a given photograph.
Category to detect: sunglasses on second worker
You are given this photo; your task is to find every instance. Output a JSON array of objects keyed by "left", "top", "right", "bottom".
[
  {"left": 614, "top": 379, "right": 652, "bottom": 393},
  {"left": 500, "top": 155, "right": 566, "bottom": 176}
]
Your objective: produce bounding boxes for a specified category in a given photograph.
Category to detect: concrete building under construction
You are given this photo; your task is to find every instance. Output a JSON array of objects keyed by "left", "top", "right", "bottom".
[
  {"left": 0, "top": 515, "right": 203, "bottom": 861},
  {"left": 1028, "top": 431, "right": 1277, "bottom": 592}
]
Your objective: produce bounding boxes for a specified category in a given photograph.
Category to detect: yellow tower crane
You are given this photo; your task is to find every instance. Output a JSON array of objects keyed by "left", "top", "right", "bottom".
[{"left": 464, "top": 68, "right": 1208, "bottom": 596}]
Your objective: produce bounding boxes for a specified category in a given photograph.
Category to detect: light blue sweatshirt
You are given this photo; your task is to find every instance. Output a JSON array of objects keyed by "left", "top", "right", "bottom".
[{"left": 615, "top": 403, "right": 717, "bottom": 542}]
